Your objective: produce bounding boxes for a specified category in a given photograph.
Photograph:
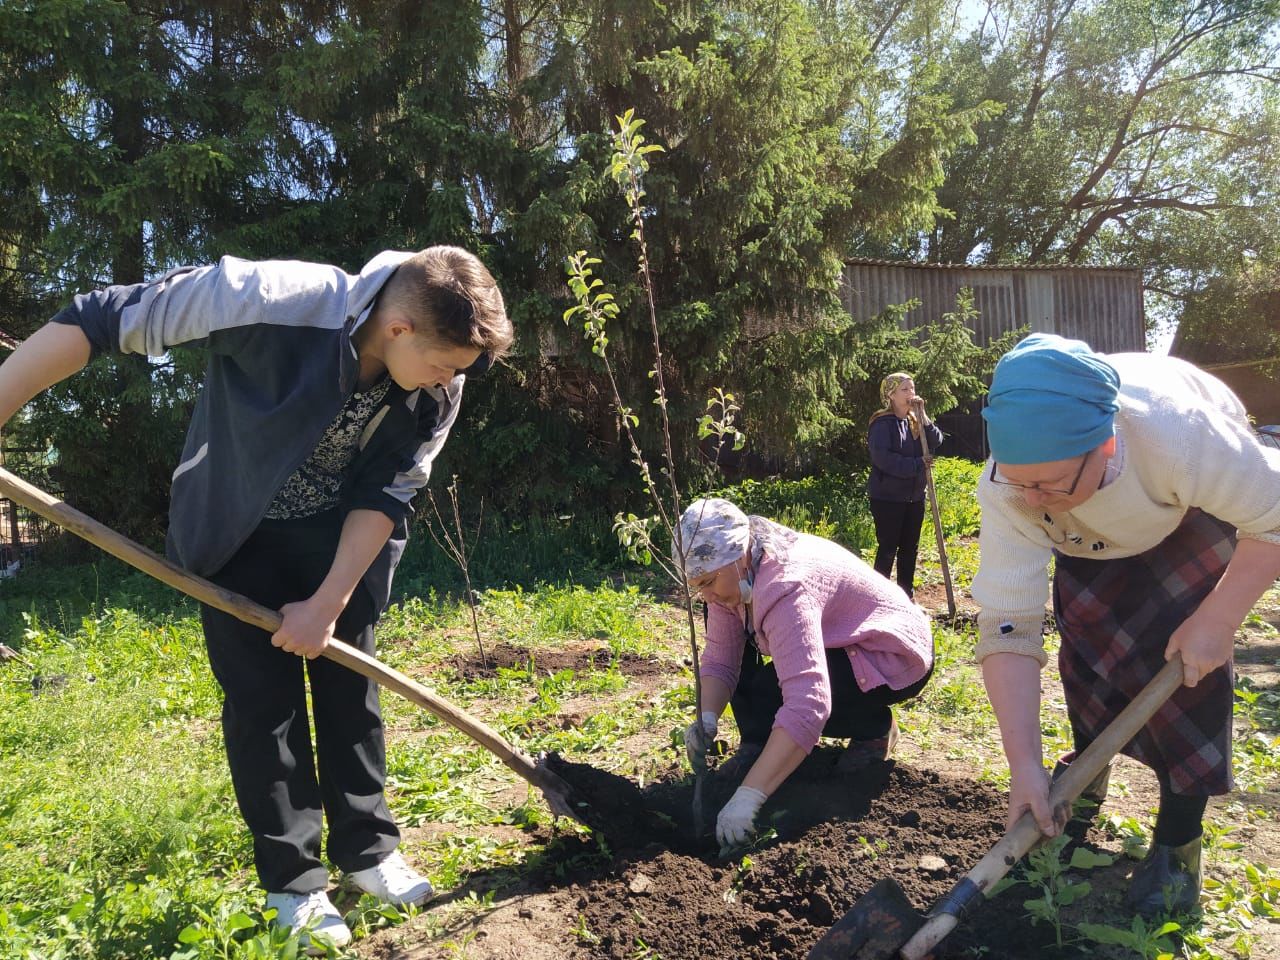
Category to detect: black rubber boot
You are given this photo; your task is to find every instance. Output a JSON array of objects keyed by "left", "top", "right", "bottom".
[
  {"left": 836, "top": 717, "right": 899, "bottom": 774},
  {"left": 1126, "top": 835, "right": 1203, "bottom": 917}
]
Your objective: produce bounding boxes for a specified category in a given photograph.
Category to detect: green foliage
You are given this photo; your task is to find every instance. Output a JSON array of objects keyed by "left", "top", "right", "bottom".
[
  {"left": 1175, "top": 259, "right": 1280, "bottom": 365},
  {"left": 1016, "top": 835, "right": 1105, "bottom": 948},
  {"left": 828, "top": 288, "right": 1022, "bottom": 470},
  {"left": 476, "top": 583, "right": 661, "bottom": 657},
  {"left": 1101, "top": 813, "right": 1151, "bottom": 860},
  {"left": 715, "top": 474, "right": 877, "bottom": 552},
  {"left": 1232, "top": 675, "right": 1280, "bottom": 792},
  {"left": 926, "top": 456, "right": 984, "bottom": 540},
  {"left": 7, "top": 0, "right": 1280, "bottom": 530},
  {"left": 4, "top": 0, "right": 1004, "bottom": 532},
  {"left": 605, "top": 0, "right": 997, "bottom": 326},
  {"left": 0, "top": 0, "right": 335, "bottom": 540},
  {"left": 1, "top": 546, "right": 1276, "bottom": 958},
  {"left": 0, "top": 558, "right": 675, "bottom": 957},
  {"left": 713, "top": 456, "right": 981, "bottom": 555},
  {"left": 396, "top": 507, "right": 627, "bottom": 596},
  {"left": 931, "top": 0, "right": 1280, "bottom": 342},
  {"left": 425, "top": 360, "right": 622, "bottom": 519},
  {"left": 1076, "top": 916, "right": 1182, "bottom": 960},
  {"left": 0, "top": 601, "right": 259, "bottom": 958}
]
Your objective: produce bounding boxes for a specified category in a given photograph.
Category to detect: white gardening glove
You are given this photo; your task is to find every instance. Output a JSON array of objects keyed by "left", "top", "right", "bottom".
[
  {"left": 716, "top": 785, "right": 767, "bottom": 849},
  {"left": 684, "top": 710, "right": 719, "bottom": 768}
]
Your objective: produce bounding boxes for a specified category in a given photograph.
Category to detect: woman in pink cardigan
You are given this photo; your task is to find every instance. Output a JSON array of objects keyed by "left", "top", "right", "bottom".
[{"left": 677, "top": 498, "right": 934, "bottom": 850}]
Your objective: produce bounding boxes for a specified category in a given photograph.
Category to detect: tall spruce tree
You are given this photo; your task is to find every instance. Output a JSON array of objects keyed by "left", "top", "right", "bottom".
[{"left": 1, "top": 1, "right": 251, "bottom": 538}]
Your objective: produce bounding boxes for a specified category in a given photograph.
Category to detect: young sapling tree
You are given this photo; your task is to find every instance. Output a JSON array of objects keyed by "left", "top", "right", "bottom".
[{"left": 565, "top": 110, "right": 744, "bottom": 835}]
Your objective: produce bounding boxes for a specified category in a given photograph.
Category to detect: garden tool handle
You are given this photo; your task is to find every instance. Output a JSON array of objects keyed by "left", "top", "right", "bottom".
[
  {"left": 0, "top": 466, "right": 547, "bottom": 785},
  {"left": 900, "top": 653, "right": 1185, "bottom": 960},
  {"left": 915, "top": 410, "right": 955, "bottom": 617}
]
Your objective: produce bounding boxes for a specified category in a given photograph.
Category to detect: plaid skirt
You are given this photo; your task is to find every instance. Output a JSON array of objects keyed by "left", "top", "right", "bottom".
[{"left": 1053, "top": 509, "right": 1236, "bottom": 796}]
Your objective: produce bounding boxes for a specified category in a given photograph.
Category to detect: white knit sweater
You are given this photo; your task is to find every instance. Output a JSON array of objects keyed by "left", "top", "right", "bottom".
[{"left": 972, "top": 353, "right": 1280, "bottom": 666}]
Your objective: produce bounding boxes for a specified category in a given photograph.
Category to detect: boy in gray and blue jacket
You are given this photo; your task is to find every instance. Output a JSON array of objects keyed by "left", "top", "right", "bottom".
[{"left": 0, "top": 246, "right": 512, "bottom": 951}]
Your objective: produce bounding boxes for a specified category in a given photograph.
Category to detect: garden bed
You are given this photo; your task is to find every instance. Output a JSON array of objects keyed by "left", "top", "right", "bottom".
[{"left": 367, "top": 751, "right": 1241, "bottom": 960}]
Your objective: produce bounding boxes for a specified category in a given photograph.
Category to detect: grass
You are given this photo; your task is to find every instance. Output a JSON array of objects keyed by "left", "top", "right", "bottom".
[{"left": 0, "top": 464, "right": 1276, "bottom": 958}]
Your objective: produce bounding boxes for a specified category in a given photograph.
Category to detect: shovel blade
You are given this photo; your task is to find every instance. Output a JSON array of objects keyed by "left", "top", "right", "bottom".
[
  {"left": 527, "top": 756, "right": 592, "bottom": 825},
  {"left": 807, "top": 878, "right": 924, "bottom": 960}
]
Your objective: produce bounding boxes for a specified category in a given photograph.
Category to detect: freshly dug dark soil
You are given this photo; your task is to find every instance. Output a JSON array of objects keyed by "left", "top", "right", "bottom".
[{"left": 541, "top": 751, "right": 1087, "bottom": 959}]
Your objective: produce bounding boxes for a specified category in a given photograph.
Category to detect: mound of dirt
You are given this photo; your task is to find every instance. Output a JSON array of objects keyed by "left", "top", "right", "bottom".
[{"left": 535, "top": 753, "right": 1079, "bottom": 959}]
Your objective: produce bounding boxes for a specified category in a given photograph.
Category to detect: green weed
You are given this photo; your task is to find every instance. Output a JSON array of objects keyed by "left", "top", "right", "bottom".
[
  {"left": 1075, "top": 916, "right": 1181, "bottom": 959},
  {"left": 1007, "top": 835, "right": 1114, "bottom": 948}
]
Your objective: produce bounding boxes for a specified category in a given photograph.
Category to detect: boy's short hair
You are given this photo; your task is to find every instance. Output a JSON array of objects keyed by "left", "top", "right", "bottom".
[{"left": 382, "top": 246, "right": 513, "bottom": 358}]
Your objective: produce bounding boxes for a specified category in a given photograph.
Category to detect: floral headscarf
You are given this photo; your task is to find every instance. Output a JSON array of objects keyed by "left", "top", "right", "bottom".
[{"left": 673, "top": 498, "right": 749, "bottom": 579}]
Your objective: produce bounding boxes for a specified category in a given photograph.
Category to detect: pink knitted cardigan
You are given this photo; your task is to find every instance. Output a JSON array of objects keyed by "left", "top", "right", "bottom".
[{"left": 701, "top": 530, "right": 933, "bottom": 753}]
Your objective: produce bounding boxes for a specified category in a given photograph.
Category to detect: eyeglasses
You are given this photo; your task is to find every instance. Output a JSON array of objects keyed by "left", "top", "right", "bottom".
[{"left": 989, "top": 450, "right": 1091, "bottom": 497}]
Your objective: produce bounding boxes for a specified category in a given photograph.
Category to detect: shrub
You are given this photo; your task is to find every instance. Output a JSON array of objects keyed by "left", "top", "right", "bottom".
[
  {"left": 928, "top": 457, "right": 983, "bottom": 539},
  {"left": 713, "top": 474, "right": 876, "bottom": 553}
]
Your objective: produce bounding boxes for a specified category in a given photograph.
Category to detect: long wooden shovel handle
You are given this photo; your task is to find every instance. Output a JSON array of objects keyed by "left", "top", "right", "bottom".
[
  {"left": 915, "top": 409, "right": 955, "bottom": 617},
  {"left": 901, "top": 653, "right": 1185, "bottom": 960},
  {"left": 0, "top": 467, "right": 549, "bottom": 787}
]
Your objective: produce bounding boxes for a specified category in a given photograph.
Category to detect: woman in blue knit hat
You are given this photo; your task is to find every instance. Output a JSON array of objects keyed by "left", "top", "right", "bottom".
[
  {"left": 971, "top": 333, "right": 1280, "bottom": 918},
  {"left": 866, "top": 372, "right": 944, "bottom": 599}
]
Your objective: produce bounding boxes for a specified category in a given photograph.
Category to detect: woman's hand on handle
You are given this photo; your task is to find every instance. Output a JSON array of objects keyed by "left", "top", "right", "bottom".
[
  {"left": 273, "top": 594, "right": 341, "bottom": 659},
  {"left": 1007, "top": 763, "right": 1065, "bottom": 836},
  {"left": 684, "top": 710, "right": 719, "bottom": 768},
  {"left": 1165, "top": 607, "right": 1235, "bottom": 688}
]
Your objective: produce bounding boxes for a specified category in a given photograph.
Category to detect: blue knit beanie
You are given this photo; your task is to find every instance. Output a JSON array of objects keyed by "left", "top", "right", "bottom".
[{"left": 983, "top": 333, "right": 1120, "bottom": 465}]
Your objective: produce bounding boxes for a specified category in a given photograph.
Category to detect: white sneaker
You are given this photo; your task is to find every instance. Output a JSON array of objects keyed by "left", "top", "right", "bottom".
[
  {"left": 346, "top": 850, "right": 434, "bottom": 906},
  {"left": 266, "top": 890, "right": 352, "bottom": 954}
]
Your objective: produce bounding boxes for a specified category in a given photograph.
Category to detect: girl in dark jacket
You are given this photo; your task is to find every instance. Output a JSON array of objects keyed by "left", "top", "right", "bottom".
[{"left": 866, "top": 372, "right": 942, "bottom": 599}]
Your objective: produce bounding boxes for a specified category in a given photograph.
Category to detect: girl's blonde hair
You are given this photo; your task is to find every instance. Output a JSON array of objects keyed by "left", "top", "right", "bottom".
[{"left": 868, "top": 371, "right": 918, "bottom": 432}]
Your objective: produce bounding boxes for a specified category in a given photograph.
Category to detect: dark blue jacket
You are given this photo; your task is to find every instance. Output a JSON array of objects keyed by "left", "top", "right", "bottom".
[
  {"left": 867, "top": 415, "right": 944, "bottom": 502},
  {"left": 52, "top": 252, "right": 485, "bottom": 614}
]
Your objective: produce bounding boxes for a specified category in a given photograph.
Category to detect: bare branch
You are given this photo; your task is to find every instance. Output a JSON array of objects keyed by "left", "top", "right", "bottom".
[
  {"left": 1122, "top": 121, "right": 1256, "bottom": 149},
  {"left": 1063, "top": 195, "right": 1233, "bottom": 260},
  {"left": 867, "top": 0, "right": 910, "bottom": 55},
  {"left": 1145, "top": 64, "right": 1280, "bottom": 96},
  {"left": 425, "top": 477, "right": 487, "bottom": 666}
]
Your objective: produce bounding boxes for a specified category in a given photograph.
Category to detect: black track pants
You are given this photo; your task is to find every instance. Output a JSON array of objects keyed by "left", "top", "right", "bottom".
[{"left": 201, "top": 511, "right": 399, "bottom": 893}]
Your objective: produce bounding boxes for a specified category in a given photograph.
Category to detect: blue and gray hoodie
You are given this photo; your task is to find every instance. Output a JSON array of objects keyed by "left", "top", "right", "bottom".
[{"left": 52, "top": 251, "right": 482, "bottom": 613}]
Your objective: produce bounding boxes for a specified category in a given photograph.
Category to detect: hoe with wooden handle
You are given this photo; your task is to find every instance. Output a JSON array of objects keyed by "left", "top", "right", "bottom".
[
  {"left": 0, "top": 467, "right": 587, "bottom": 824},
  {"left": 807, "top": 653, "right": 1187, "bottom": 960}
]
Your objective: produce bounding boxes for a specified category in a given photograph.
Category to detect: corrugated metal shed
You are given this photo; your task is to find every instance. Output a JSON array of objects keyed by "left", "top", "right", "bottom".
[{"left": 841, "top": 259, "right": 1146, "bottom": 352}]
